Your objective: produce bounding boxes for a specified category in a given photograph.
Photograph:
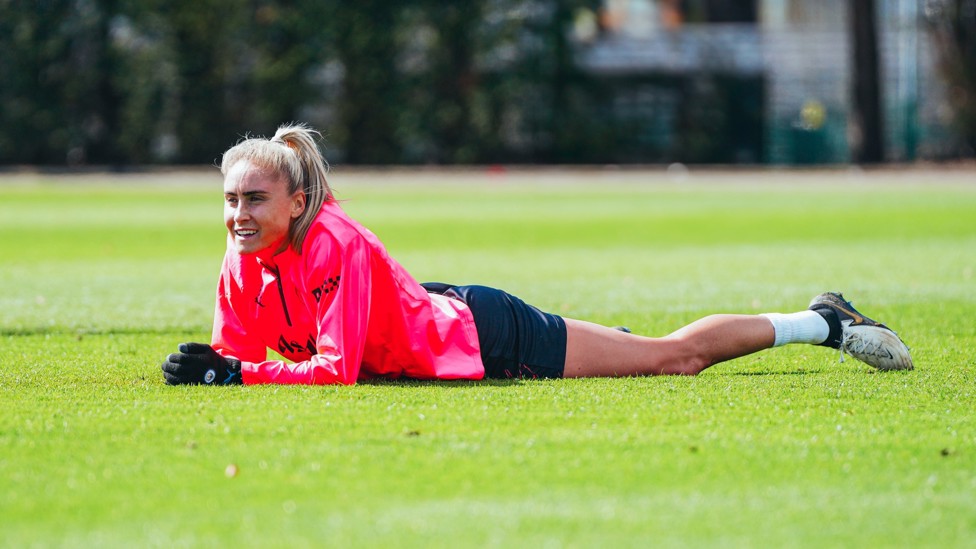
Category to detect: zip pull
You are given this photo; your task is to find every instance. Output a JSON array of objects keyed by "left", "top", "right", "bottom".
[{"left": 259, "top": 259, "right": 293, "bottom": 327}]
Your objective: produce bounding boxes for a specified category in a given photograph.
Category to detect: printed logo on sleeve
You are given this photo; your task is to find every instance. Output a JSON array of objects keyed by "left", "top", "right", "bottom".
[{"left": 311, "top": 275, "right": 341, "bottom": 303}]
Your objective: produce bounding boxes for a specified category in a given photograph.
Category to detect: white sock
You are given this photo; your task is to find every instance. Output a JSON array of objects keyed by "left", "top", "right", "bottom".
[{"left": 760, "top": 311, "right": 831, "bottom": 347}]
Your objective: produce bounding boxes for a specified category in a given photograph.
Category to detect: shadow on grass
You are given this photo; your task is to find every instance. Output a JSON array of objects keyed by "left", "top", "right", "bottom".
[
  {"left": 152, "top": 371, "right": 848, "bottom": 391},
  {"left": 359, "top": 369, "right": 826, "bottom": 387},
  {"left": 725, "top": 369, "right": 821, "bottom": 376},
  {"left": 357, "top": 378, "right": 525, "bottom": 389}
]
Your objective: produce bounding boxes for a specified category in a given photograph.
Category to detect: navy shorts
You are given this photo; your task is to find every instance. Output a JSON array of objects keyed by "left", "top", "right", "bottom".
[{"left": 421, "top": 283, "right": 566, "bottom": 379}]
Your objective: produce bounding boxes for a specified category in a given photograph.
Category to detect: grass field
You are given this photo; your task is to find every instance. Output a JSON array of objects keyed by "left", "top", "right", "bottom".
[{"left": 1, "top": 167, "right": 974, "bottom": 547}]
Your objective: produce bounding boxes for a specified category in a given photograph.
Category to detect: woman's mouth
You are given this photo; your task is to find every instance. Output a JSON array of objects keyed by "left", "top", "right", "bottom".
[{"left": 235, "top": 229, "right": 257, "bottom": 237}]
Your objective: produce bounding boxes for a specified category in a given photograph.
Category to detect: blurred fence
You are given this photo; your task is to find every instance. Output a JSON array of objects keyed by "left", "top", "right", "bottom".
[{"left": 0, "top": 0, "right": 972, "bottom": 166}]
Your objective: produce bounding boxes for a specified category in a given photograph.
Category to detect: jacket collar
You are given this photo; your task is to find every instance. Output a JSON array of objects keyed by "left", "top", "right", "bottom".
[{"left": 252, "top": 239, "right": 297, "bottom": 272}]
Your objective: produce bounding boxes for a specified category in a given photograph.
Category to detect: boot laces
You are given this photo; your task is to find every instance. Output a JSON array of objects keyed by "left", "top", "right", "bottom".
[{"left": 838, "top": 329, "right": 891, "bottom": 363}]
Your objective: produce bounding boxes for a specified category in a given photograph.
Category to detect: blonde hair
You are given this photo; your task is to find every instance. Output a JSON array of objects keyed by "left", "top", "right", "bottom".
[{"left": 220, "top": 123, "right": 333, "bottom": 252}]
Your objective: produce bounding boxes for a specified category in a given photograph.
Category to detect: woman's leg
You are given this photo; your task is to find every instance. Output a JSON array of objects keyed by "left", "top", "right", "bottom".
[{"left": 562, "top": 315, "right": 776, "bottom": 377}]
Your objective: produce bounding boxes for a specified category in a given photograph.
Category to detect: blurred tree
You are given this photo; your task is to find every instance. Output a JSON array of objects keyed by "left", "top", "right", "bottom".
[
  {"left": 401, "top": 0, "right": 483, "bottom": 163},
  {"left": 328, "top": 0, "right": 601, "bottom": 164},
  {"left": 683, "top": 0, "right": 757, "bottom": 23},
  {"left": 109, "top": 1, "right": 182, "bottom": 163},
  {"left": 850, "top": 0, "right": 885, "bottom": 163},
  {"left": 0, "top": 0, "right": 120, "bottom": 164},
  {"left": 160, "top": 0, "right": 255, "bottom": 161},
  {"left": 545, "top": 0, "right": 608, "bottom": 163},
  {"left": 249, "top": 0, "right": 330, "bottom": 131},
  {"left": 111, "top": 0, "right": 328, "bottom": 163},
  {"left": 0, "top": 0, "right": 795, "bottom": 165},
  {"left": 469, "top": 0, "right": 603, "bottom": 163},
  {"left": 927, "top": 0, "right": 976, "bottom": 155},
  {"left": 328, "top": 1, "right": 400, "bottom": 164}
]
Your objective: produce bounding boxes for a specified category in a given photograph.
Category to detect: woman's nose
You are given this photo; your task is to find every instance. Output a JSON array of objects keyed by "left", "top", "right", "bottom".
[{"left": 234, "top": 203, "right": 250, "bottom": 221}]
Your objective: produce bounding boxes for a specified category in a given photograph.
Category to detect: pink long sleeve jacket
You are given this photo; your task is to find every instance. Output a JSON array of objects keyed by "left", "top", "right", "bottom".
[{"left": 211, "top": 200, "right": 485, "bottom": 384}]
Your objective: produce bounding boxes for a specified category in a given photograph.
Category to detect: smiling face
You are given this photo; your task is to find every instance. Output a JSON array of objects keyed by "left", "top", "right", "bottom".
[{"left": 223, "top": 160, "right": 306, "bottom": 255}]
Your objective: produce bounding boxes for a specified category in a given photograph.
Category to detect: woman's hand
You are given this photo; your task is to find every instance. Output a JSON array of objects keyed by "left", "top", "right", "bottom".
[{"left": 161, "top": 343, "right": 242, "bottom": 385}]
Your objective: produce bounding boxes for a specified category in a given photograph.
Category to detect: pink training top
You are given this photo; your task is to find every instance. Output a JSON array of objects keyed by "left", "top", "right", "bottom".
[{"left": 211, "top": 200, "right": 485, "bottom": 384}]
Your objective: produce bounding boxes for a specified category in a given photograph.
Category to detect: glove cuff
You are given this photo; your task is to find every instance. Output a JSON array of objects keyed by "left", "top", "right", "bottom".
[
  {"left": 221, "top": 358, "right": 243, "bottom": 385},
  {"left": 202, "top": 355, "right": 243, "bottom": 386}
]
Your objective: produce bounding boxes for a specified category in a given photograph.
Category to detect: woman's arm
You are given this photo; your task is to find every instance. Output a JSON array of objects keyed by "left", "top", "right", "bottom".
[{"left": 216, "top": 233, "right": 372, "bottom": 385}]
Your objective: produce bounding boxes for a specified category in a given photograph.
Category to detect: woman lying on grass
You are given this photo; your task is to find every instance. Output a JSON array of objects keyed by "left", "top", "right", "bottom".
[{"left": 160, "top": 124, "right": 913, "bottom": 386}]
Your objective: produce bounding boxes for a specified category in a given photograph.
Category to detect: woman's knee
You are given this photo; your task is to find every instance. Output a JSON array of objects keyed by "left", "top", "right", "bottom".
[{"left": 658, "top": 335, "right": 712, "bottom": 375}]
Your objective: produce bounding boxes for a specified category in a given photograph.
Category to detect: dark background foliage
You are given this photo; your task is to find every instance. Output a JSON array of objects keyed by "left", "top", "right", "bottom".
[{"left": 0, "top": 0, "right": 972, "bottom": 165}]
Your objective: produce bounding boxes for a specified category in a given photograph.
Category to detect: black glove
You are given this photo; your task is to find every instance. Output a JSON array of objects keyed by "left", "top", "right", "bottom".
[{"left": 161, "top": 342, "right": 242, "bottom": 385}]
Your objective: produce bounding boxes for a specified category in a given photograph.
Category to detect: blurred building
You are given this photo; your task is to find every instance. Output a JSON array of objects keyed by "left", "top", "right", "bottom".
[{"left": 573, "top": 0, "right": 948, "bottom": 163}]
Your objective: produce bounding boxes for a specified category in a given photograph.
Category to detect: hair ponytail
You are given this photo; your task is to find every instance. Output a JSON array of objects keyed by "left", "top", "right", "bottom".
[
  {"left": 221, "top": 122, "right": 333, "bottom": 253},
  {"left": 271, "top": 123, "right": 332, "bottom": 251}
]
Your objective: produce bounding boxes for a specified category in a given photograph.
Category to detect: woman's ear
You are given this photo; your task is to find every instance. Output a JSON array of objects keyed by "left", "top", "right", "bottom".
[{"left": 291, "top": 191, "right": 307, "bottom": 219}]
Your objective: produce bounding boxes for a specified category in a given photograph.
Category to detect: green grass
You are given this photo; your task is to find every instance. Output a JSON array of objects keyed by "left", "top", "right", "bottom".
[{"left": 1, "top": 168, "right": 974, "bottom": 547}]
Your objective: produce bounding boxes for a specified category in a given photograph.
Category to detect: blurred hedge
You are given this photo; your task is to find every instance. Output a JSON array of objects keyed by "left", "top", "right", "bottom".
[
  {"left": 927, "top": 0, "right": 976, "bottom": 155},
  {"left": 1, "top": 0, "right": 619, "bottom": 165},
  {"left": 3, "top": 1, "right": 971, "bottom": 165}
]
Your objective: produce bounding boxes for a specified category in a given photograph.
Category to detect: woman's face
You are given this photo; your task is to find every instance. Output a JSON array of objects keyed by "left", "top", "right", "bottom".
[{"left": 223, "top": 161, "right": 305, "bottom": 255}]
